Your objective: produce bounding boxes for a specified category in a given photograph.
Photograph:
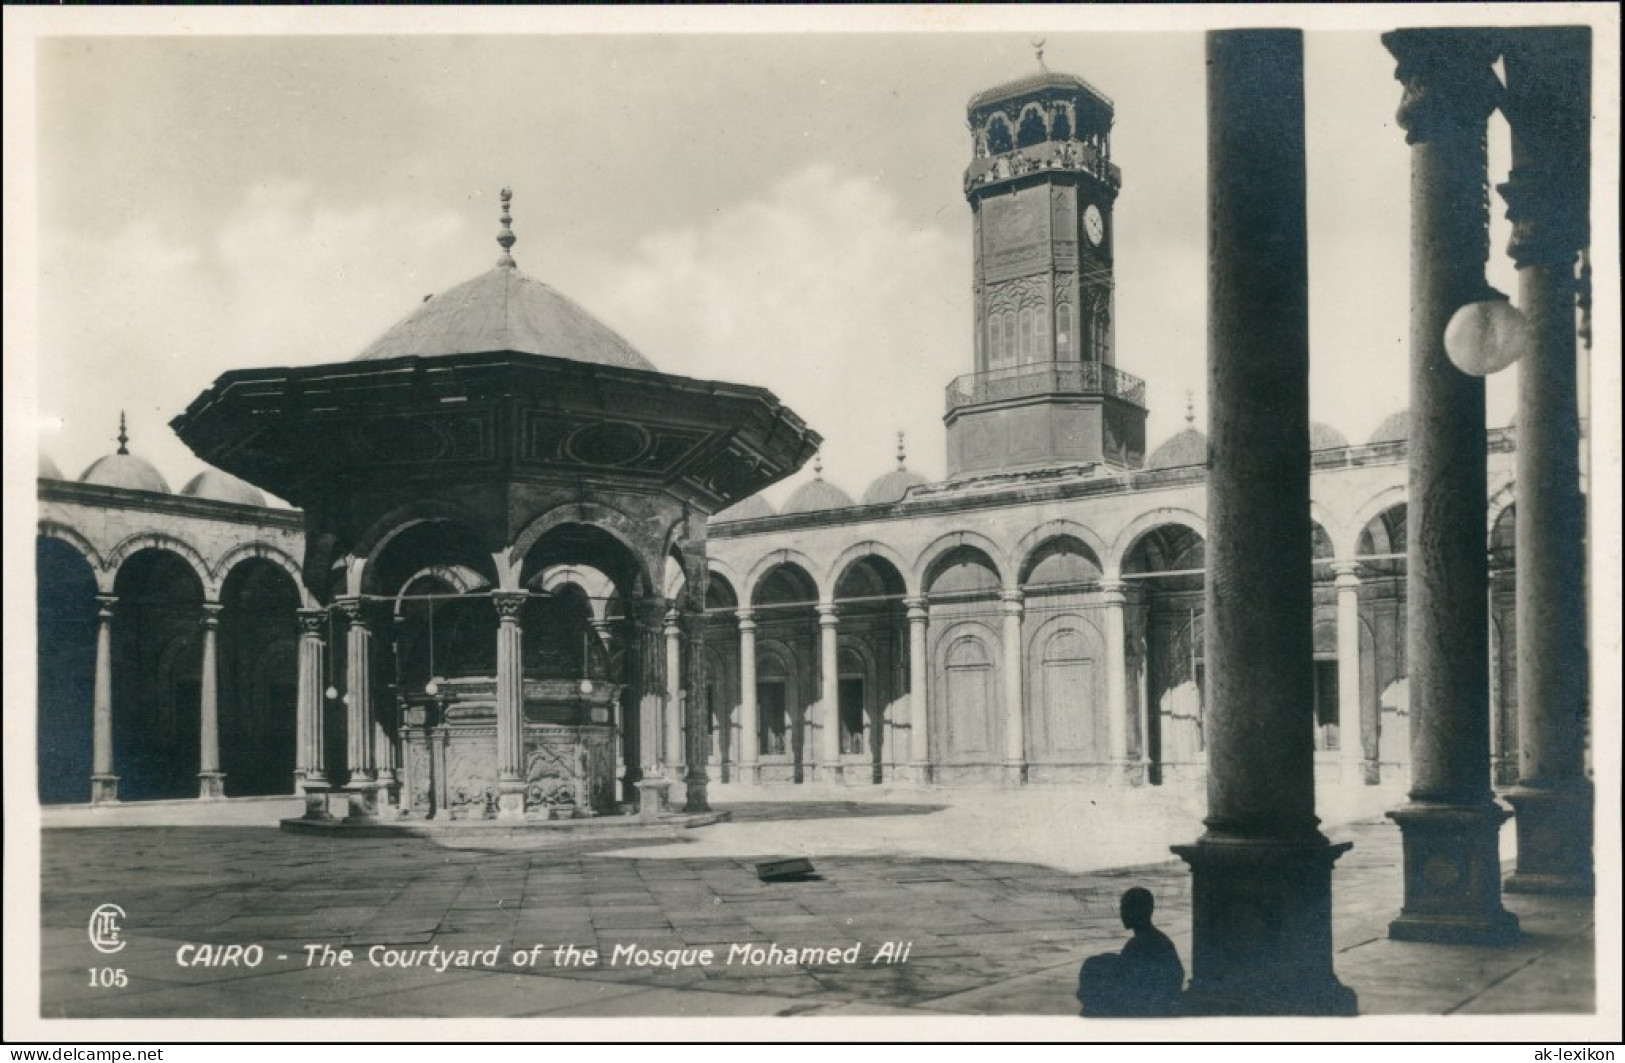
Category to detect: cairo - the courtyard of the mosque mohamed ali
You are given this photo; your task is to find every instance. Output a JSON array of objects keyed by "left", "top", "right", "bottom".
[{"left": 22, "top": 24, "right": 1612, "bottom": 1030}]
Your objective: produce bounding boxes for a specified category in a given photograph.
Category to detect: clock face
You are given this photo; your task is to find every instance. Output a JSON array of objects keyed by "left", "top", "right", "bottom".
[{"left": 1084, "top": 204, "right": 1105, "bottom": 246}]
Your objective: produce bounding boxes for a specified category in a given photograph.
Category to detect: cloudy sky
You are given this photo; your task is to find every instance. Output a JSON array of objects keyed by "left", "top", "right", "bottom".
[{"left": 10, "top": 6, "right": 1613, "bottom": 507}]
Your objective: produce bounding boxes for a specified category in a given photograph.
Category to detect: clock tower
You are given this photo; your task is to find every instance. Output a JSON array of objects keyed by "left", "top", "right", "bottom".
[{"left": 945, "top": 56, "right": 1148, "bottom": 477}]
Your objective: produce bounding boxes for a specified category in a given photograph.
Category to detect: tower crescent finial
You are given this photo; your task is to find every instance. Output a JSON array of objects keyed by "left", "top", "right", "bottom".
[
  {"left": 497, "top": 186, "right": 517, "bottom": 266},
  {"left": 1185, "top": 390, "right": 1196, "bottom": 428},
  {"left": 1033, "top": 37, "right": 1047, "bottom": 70},
  {"left": 814, "top": 450, "right": 824, "bottom": 479},
  {"left": 117, "top": 411, "right": 129, "bottom": 455},
  {"left": 896, "top": 430, "right": 907, "bottom": 470}
]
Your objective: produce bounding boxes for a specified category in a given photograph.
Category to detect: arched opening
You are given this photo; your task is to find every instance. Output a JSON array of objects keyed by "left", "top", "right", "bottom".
[
  {"left": 985, "top": 116, "right": 1014, "bottom": 155},
  {"left": 1308, "top": 521, "right": 1342, "bottom": 756},
  {"left": 1357, "top": 503, "right": 1408, "bottom": 780},
  {"left": 218, "top": 558, "right": 299, "bottom": 796},
  {"left": 1020, "top": 536, "right": 1108, "bottom": 778},
  {"left": 1016, "top": 106, "right": 1048, "bottom": 148},
  {"left": 701, "top": 572, "right": 740, "bottom": 781},
  {"left": 834, "top": 555, "right": 908, "bottom": 783},
  {"left": 1489, "top": 503, "right": 1518, "bottom": 786},
  {"left": 37, "top": 537, "right": 97, "bottom": 803},
  {"left": 1052, "top": 107, "right": 1073, "bottom": 142},
  {"left": 112, "top": 548, "right": 205, "bottom": 800},
  {"left": 1123, "top": 524, "right": 1205, "bottom": 786},
  {"left": 751, "top": 562, "right": 820, "bottom": 783},
  {"left": 924, "top": 544, "right": 1003, "bottom": 781}
]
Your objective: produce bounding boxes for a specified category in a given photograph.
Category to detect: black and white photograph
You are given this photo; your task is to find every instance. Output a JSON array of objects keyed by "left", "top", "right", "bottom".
[{"left": 4, "top": 4, "right": 1619, "bottom": 1044}]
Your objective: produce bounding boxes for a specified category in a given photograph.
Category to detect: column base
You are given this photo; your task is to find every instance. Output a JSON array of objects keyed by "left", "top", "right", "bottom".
[
  {"left": 90, "top": 774, "right": 120, "bottom": 805},
  {"left": 344, "top": 786, "right": 380, "bottom": 822},
  {"left": 737, "top": 763, "right": 761, "bottom": 786},
  {"left": 907, "top": 761, "right": 934, "bottom": 786},
  {"left": 197, "top": 772, "right": 227, "bottom": 800},
  {"left": 299, "top": 770, "right": 329, "bottom": 796},
  {"left": 1387, "top": 801, "right": 1520, "bottom": 945},
  {"left": 1363, "top": 759, "right": 1382, "bottom": 786},
  {"left": 1171, "top": 836, "right": 1358, "bottom": 1016},
  {"left": 682, "top": 769, "right": 711, "bottom": 814},
  {"left": 496, "top": 792, "right": 527, "bottom": 819},
  {"left": 301, "top": 788, "right": 334, "bottom": 821},
  {"left": 1001, "top": 761, "right": 1027, "bottom": 787},
  {"left": 635, "top": 778, "right": 673, "bottom": 821},
  {"left": 1504, "top": 781, "right": 1594, "bottom": 896}
]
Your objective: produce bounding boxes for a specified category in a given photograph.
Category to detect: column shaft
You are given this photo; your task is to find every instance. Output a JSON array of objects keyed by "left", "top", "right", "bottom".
[
  {"left": 738, "top": 611, "right": 759, "bottom": 784},
  {"left": 90, "top": 595, "right": 118, "bottom": 804},
  {"left": 493, "top": 592, "right": 526, "bottom": 817},
  {"left": 340, "top": 600, "right": 375, "bottom": 787},
  {"left": 1102, "top": 582, "right": 1129, "bottom": 771},
  {"left": 1334, "top": 565, "right": 1365, "bottom": 784},
  {"left": 664, "top": 609, "right": 684, "bottom": 777},
  {"left": 198, "top": 603, "right": 225, "bottom": 798},
  {"left": 1501, "top": 26, "right": 1593, "bottom": 895},
  {"left": 818, "top": 603, "right": 841, "bottom": 782},
  {"left": 999, "top": 591, "right": 1025, "bottom": 785},
  {"left": 906, "top": 597, "right": 931, "bottom": 783},
  {"left": 1171, "top": 30, "right": 1355, "bottom": 1016},
  {"left": 296, "top": 609, "right": 329, "bottom": 815}
]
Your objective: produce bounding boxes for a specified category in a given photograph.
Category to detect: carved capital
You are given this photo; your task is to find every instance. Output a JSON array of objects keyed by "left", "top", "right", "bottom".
[
  {"left": 1333, "top": 561, "right": 1362, "bottom": 588},
  {"left": 335, "top": 597, "right": 368, "bottom": 627},
  {"left": 200, "top": 601, "right": 224, "bottom": 628},
  {"left": 96, "top": 594, "right": 118, "bottom": 621},
  {"left": 491, "top": 591, "right": 527, "bottom": 622},
  {"left": 1499, "top": 169, "right": 1587, "bottom": 270},
  {"left": 1383, "top": 29, "right": 1502, "bottom": 146},
  {"left": 817, "top": 602, "right": 839, "bottom": 627},
  {"left": 999, "top": 588, "right": 1024, "bottom": 615},
  {"left": 297, "top": 608, "right": 326, "bottom": 636},
  {"left": 1099, "top": 580, "right": 1127, "bottom": 606}
]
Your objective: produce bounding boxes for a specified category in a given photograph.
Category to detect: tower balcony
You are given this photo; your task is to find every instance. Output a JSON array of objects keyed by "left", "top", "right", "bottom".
[
  {"left": 945, "top": 360, "right": 1147, "bottom": 415},
  {"left": 964, "top": 140, "right": 1123, "bottom": 195}
]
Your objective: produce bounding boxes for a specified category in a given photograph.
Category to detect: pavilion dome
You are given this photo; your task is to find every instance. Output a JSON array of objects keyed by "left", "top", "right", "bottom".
[
  {"left": 1145, "top": 427, "right": 1208, "bottom": 470},
  {"left": 81, "top": 452, "right": 170, "bottom": 494},
  {"left": 353, "top": 188, "right": 655, "bottom": 371},
  {"left": 181, "top": 468, "right": 267, "bottom": 507},
  {"left": 862, "top": 467, "right": 928, "bottom": 505},
  {"left": 713, "top": 494, "right": 776, "bottom": 522},
  {"left": 38, "top": 451, "right": 63, "bottom": 480},
  {"left": 969, "top": 69, "right": 1112, "bottom": 111},
  {"left": 1310, "top": 422, "right": 1350, "bottom": 450},
  {"left": 1368, "top": 409, "right": 1411, "bottom": 444}
]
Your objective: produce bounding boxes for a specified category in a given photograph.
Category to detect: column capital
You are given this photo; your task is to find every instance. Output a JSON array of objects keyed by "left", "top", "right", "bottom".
[
  {"left": 663, "top": 607, "right": 682, "bottom": 634},
  {"left": 999, "top": 588, "right": 1024, "bottom": 613},
  {"left": 491, "top": 591, "right": 527, "bottom": 621},
  {"left": 1500, "top": 169, "right": 1587, "bottom": 269},
  {"left": 1099, "top": 579, "right": 1127, "bottom": 604},
  {"left": 1332, "top": 560, "right": 1361, "bottom": 586},
  {"left": 96, "top": 593, "right": 118, "bottom": 618},
  {"left": 1383, "top": 29, "right": 1503, "bottom": 146},
  {"left": 297, "top": 607, "right": 326, "bottom": 634},
  {"left": 905, "top": 596, "right": 928, "bottom": 621},
  {"left": 200, "top": 601, "right": 224, "bottom": 626},
  {"left": 735, "top": 607, "right": 756, "bottom": 631},
  {"left": 816, "top": 601, "right": 839, "bottom": 624},
  {"left": 335, "top": 596, "right": 368, "bottom": 626},
  {"left": 1499, "top": 28, "right": 1590, "bottom": 269}
]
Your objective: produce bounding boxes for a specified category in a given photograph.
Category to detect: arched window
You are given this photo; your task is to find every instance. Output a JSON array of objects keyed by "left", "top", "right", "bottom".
[
  {"left": 1057, "top": 302, "right": 1073, "bottom": 358},
  {"left": 1019, "top": 307, "right": 1036, "bottom": 363},
  {"left": 986, "top": 118, "right": 1013, "bottom": 155},
  {"left": 1017, "top": 108, "right": 1048, "bottom": 148},
  {"left": 1052, "top": 108, "right": 1073, "bottom": 142},
  {"left": 1002, "top": 310, "right": 1017, "bottom": 365},
  {"left": 1035, "top": 304, "right": 1050, "bottom": 360},
  {"left": 988, "top": 313, "right": 1008, "bottom": 367}
]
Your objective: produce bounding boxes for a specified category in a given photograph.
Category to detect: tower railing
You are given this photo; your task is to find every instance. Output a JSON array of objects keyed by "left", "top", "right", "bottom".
[{"left": 944, "top": 360, "right": 1147, "bottom": 413}]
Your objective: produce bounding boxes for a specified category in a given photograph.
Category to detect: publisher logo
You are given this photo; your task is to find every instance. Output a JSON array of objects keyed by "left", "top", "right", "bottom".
[{"left": 89, "top": 904, "right": 126, "bottom": 954}]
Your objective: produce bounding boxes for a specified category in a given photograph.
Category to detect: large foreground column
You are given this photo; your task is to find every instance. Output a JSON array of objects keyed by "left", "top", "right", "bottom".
[
  {"left": 1383, "top": 28, "right": 1519, "bottom": 944},
  {"left": 905, "top": 596, "right": 932, "bottom": 783},
  {"left": 1171, "top": 30, "right": 1356, "bottom": 1016},
  {"left": 737, "top": 609, "right": 759, "bottom": 784},
  {"left": 197, "top": 602, "right": 226, "bottom": 799},
  {"left": 1500, "top": 27, "right": 1593, "bottom": 896},
  {"left": 90, "top": 594, "right": 119, "bottom": 804},
  {"left": 493, "top": 592, "right": 527, "bottom": 818},
  {"left": 295, "top": 608, "right": 330, "bottom": 816}
]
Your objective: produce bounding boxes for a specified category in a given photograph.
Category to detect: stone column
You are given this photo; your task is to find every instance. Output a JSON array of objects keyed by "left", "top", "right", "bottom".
[
  {"left": 592, "top": 618, "right": 623, "bottom": 800},
  {"left": 493, "top": 591, "right": 527, "bottom": 818},
  {"left": 337, "top": 597, "right": 377, "bottom": 819},
  {"left": 1333, "top": 563, "right": 1366, "bottom": 785},
  {"left": 1171, "top": 30, "right": 1357, "bottom": 1016},
  {"left": 1382, "top": 27, "right": 1519, "bottom": 944},
  {"left": 737, "top": 609, "right": 759, "bottom": 784},
  {"left": 682, "top": 604, "right": 711, "bottom": 814},
  {"left": 197, "top": 602, "right": 226, "bottom": 799},
  {"left": 905, "top": 596, "right": 932, "bottom": 783},
  {"left": 817, "top": 602, "right": 841, "bottom": 783},
  {"left": 90, "top": 594, "right": 119, "bottom": 804},
  {"left": 1101, "top": 580, "right": 1129, "bottom": 774},
  {"left": 1500, "top": 27, "right": 1593, "bottom": 895},
  {"left": 295, "top": 608, "right": 329, "bottom": 809},
  {"left": 999, "top": 589, "right": 1026, "bottom": 786},
  {"left": 664, "top": 608, "right": 684, "bottom": 778}
]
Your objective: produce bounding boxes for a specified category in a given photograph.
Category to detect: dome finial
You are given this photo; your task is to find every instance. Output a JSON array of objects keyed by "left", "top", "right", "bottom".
[
  {"left": 1032, "top": 37, "right": 1048, "bottom": 71},
  {"left": 814, "top": 450, "right": 824, "bottom": 479},
  {"left": 496, "top": 186, "right": 517, "bottom": 267},
  {"left": 1184, "top": 391, "right": 1196, "bottom": 428},
  {"left": 896, "top": 431, "right": 907, "bottom": 470},
  {"left": 117, "top": 411, "right": 129, "bottom": 455}
]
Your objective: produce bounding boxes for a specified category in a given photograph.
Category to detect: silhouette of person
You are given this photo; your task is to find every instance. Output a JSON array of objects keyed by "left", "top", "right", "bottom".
[{"left": 1076, "top": 887, "right": 1185, "bottom": 1017}]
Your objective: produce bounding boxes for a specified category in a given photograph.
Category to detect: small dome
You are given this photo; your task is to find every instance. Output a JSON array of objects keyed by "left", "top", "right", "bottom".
[
  {"left": 38, "top": 451, "right": 64, "bottom": 480},
  {"left": 1368, "top": 409, "right": 1410, "bottom": 444},
  {"left": 80, "top": 453, "right": 170, "bottom": 494},
  {"left": 862, "top": 467, "right": 927, "bottom": 505},
  {"left": 713, "top": 494, "right": 776, "bottom": 522},
  {"left": 181, "top": 468, "right": 267, "bottom": 507},
  {"left": 970, "top": 70, "right": 1112, "bottom": 111},
  {"left": 782, "top": 476, "right": 855, "bottom": 515},
  {"left": 1145, "top": 427, "right": 1208, "bottom": 470},
  {"left": 1310, "top": 422, "right": 1349, "bottom": 450}
]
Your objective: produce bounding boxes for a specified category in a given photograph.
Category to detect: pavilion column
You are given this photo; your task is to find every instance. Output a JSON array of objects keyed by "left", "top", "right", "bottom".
[
  {"left": 1382, "top": 28, "right": 1519, "bottom": 944},
  {"left": 682, "top": 603, "right": 711, "bottom": 814},
  {"left": 1500, "top": 27, "right": 1593, "bottom": 895},
  {"left": 90, "top": 594, "right": 119, "bottom": 805},
  {"left": 1333, "top": 563, "right": 1366, "bottom": 785},
  {"left": 632, "top": 600, "right": 664, "bottom": 793},
  {"left": 817, "top": 602, "right": 841, "bottom": 783},
  {"left": 664, "top": 608, "right": 684, "bottom": 779},
  {"left": 737, "top": 609, "right": 759, "bottom": 785},
  {"left": 337, "top": 597, "right": 378, "bottom": 819},
  {"left": 197, "top": 602, "right": 226, "bottom": 799},
  {"left": 999, "top": 589, "right": 1026, "bottom": 786},
  {"left": 592, "top": 618, "right": 624, "bottom": 800},
  {"left": 295, "top": 608, "right": 330, "bottom": 817},
  {"left": 1101, "top": 580, "right": 1129, "bottom": 775},
  {"left": 493, "top": 592, "right": 527, "bottom": 818},
  {"left": 1171, "top": 30, "right": 1356, "bottom": 1015},
  {"left": 905, "top": 596, "right": 932, "bottom": 784}
]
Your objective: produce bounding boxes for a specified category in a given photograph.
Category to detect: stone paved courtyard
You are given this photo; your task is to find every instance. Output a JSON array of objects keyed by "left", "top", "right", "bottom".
[{"left": 29, "top": 787, "right": 1602, "bottom": 1033}]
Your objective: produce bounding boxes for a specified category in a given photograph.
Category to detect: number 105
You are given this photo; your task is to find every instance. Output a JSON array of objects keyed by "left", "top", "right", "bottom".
[{"left": 88, "top": 967, "right": 127, "bottom": 988}]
